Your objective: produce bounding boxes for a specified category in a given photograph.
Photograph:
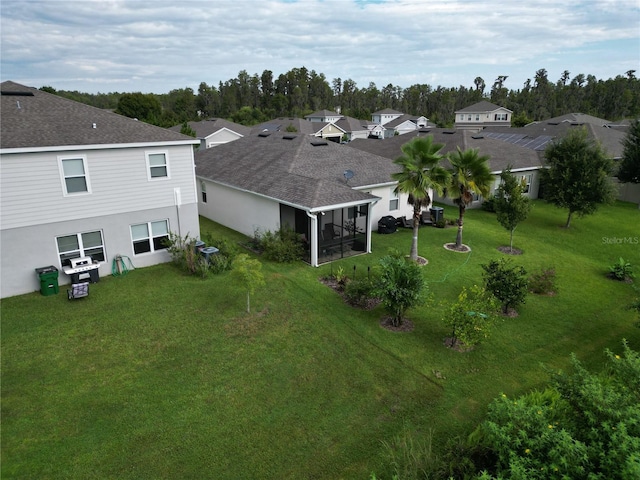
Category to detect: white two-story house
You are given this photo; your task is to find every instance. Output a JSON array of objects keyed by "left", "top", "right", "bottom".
[
  {"left": 455, "top": 101, "right": 512, "bottom": 131},
  {"left": 0, "top": 81, "right": 200, "bottom": 298}
]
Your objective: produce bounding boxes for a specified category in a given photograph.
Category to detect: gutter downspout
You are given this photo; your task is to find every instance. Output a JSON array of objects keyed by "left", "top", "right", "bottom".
[
  {"left": 305, "top": 210, "right": 319, "bottom": 267},
  {"left": 367, "top": 199, "right": 380, "bottom": 254}
]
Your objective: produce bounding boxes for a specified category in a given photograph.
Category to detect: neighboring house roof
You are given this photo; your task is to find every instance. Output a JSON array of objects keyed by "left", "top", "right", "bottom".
[
  {"left": 384, "top": 114, "right": 433, "bottom": 129},
  {"left": 372, "top": 108, "right": 403, "bottom": 115},
  {"left": 334, "top": 115, "right": 371, "bottom": 133},
  {"left": 250, "top": 117, "right": 316, "bottom": 135},
  {"left": 195, "top": 132, "right": 400, "bottom": 210},
  {"left": 484, "top": 120, "right": 626, "bottom": 158},
  {"left": 540, "top": 112, "right": 612, "bottom": 126},
  {"left": 169, "top": 118, "right": 251, "bottom": 138},
  {"left": 1, "top": 80, "right": 195, "bottom": 151},
  {"left": 455, "top": 101, "right": 512, "bottom": 114},
  {"left": 347, "top": 129, "right": 542, "bottom": 173},
  {"left": 305, "top": 109, "right": 342, "bottom": 119}
]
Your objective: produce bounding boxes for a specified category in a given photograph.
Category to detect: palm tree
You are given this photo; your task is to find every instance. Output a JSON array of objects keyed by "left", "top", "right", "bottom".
[
  {"left": 447, "top": 147, "right": 493, "bottom": 248},
  {"left": 392, "top": 136, "right": 451, "bottom": 261}
]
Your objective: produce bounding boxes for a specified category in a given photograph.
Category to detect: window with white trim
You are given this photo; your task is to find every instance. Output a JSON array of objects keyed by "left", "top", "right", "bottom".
[
  {"left": 56, "top": 231, "right": 105, "bottom": 267},
  {"left": 200, "top": 181, "right": 207, "bottom": 203},
  {"left": 131, "top": 220, "right": 169, "bottom": 254},
  {"left": 389, "top": 188, "right": 399, "bottom": 210},
  {"left": 146, "top": 152, "right": 169, "bottom": 180},
  {"left": 520, "top": 174, "right": 532, "bottom": 193},
  {"left": 475, "top": 114, "right": 480, "bottom": 121},
  {"left": 59, "top": 156, "right": 90, "bottom": 195},
  {"left": 467, "top": 114, "right": 472, "bottom": 121},
  {"left": 494, "top": 113, "right": 508, "bottom": 121}
]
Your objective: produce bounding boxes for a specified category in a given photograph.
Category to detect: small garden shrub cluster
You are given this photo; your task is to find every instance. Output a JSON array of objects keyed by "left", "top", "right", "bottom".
[
  {"left": 343, "top": 276, "right": 379, "bottom": 309},
  {"left": 166, "top": 232, "right": 234, "bottom": 277},
  {"left": 609, "top": 257, "right": 634, "bottom": 281},
  {"left": 481, "top": 195, "right": 497, "bottom": 212},
  {"left": 528, "top": 266, "right": 557, "bottom": 295},
  {"left": 248, "top": 226, "right": 304, "bottom": 263}
]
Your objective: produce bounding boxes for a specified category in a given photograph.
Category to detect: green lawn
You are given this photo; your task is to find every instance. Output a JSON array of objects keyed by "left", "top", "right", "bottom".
[{"left": 2, "top": 201, "right": 639, "bottom": 479}]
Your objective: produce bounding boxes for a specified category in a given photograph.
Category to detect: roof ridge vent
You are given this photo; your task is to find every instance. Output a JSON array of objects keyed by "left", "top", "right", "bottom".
[
  {"left": 258, "top": 132, "right": 271, "bottom": 137},
  {"left": 310, "top": 140, "right": 328, "bottom": 146},
  {"left": 283, "top": 134, "right": 297, "bottom": 140}
]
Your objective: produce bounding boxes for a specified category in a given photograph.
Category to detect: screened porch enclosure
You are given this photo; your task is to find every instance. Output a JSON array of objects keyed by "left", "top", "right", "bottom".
[{"left": 281, "top": 204, "right": 370, "bottom": 265}]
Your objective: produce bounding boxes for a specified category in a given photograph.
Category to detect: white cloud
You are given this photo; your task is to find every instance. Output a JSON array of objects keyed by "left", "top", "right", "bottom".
[{"left": 1, "top": 0, "right": 638, "bottom": 93}]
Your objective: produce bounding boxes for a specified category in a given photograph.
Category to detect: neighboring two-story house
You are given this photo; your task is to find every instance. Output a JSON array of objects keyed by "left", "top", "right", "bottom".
[
  {"left": 371, "top": 108, "right": 404, "bottom": 126},
  {"left": 455, "top": 101, "right": 512, "bottom": 131},
  {"left": 0, "top": 81, "right": 200, "bottom": 298}
]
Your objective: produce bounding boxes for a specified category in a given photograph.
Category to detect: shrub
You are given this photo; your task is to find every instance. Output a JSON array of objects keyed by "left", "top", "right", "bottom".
[
  {"left": 435, "top": 218, "right": 446, "bottom": 228},
  {"left": 255, "top": 225, "right": 304, "bottom": 263},
  {"left": 165, "top": 232, "right": 211, "bottom": 278},
  {"left": 471, "top": 341, "right": 640, "bottom": 479},
  {"left": 442, "top": 285, "right": 499, "bottom": 348},
  {"left": 482, "top": 258, "right": 528, "bottom": 314},
  {"left": 375, "top": 255, "right": 426, "bottom": 326},
  {"left": 344, "top": 277, "right": 379, "bottom": 308},
  {"left": 529, "top": 267, "right": 557, "bottom": 295},
  {"left": 609, "top": 257, "right": 634, "bottom": 281},
  {"left": 481, "top": 195, "right": 496, "bottom": 212}
]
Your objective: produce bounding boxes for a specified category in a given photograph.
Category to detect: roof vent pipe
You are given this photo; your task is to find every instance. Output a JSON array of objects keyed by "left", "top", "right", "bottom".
[{"left": 92, "top": 123, "right": 97, "bottom": 129}]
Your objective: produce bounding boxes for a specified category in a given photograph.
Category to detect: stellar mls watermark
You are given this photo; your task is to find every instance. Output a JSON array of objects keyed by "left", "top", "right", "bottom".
[{"left": 602, "top": 236, "right": 639, "bottom": 245}]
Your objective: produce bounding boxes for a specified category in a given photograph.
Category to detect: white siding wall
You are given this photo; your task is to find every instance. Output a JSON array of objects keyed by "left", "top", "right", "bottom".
[
  {"left": 206, "top": 129, "right": 243, "bottom": 148},
  {"left": 1, "top": 144, "right": 198, "bottom": 230},
  {"left": 1, "top": 203, "right": 200, "bottom": 298},
  {"left": 363, "top": 185, "right": 415, "bottom": 228},
  {"left": 198, "top": 179, "right": 281, "bottom": 237}
]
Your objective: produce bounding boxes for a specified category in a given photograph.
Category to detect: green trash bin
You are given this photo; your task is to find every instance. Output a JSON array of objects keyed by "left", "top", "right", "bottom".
[{"left": 35, "top": 266, "right": 59, "bottom": 296}]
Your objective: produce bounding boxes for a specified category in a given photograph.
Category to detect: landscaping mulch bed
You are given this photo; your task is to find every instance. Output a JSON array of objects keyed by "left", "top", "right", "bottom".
[
  {"left": 380, "top": 316, "right": 414, "bottom": 332},
  {"left": 319, "top": 277, "right": 382, "bottom": 311},
  {"left": 444, "top": 243, "right": 471, "bottom": 253}
]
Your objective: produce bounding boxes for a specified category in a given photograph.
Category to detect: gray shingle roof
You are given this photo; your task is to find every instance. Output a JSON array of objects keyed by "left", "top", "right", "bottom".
[
  {"left": 195, "top": 132, "right": 400, "bottom": 209},
  {"left": 168, "top": 118, "right": 251, "bottom": 138},
  {"left": 483, "top": 120, "right": 625, "bottom": 158},
  {"left": 1, "top": 81, "right": 195, "bottom": 150},
  {"left": 305, "top": 109, "right": 342, "bottom": 119},
  {"left": 455, "top": 101, "right": 512, "bottom": 114},
  {"left": 347, "top": 129, "right": 542, "bottom": 173},
  {"left": 372, "top": 108, "right": 404, "bottom": 115},
  {"left": 250, "top": 117, "right": 317, "bottom": 135}
]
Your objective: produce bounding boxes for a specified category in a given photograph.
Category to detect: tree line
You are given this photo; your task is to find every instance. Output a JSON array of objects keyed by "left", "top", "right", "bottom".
[{"left": 41, "top": 67, "right": 640, "bottom": 128}]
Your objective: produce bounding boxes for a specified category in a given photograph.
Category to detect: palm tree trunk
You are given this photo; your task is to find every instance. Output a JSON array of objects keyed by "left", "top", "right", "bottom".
[
  {"left": 246, "top": 291, "right": 251, "bottom": 313},
  {"left": 509, "top": 228, "right": 514, "bottom": 252},
  {"left": 456, "top": 205, "right": 465, "bottom": 247},
  {"left": 410, "top": 207, "right": 420, "bottom": 261}
]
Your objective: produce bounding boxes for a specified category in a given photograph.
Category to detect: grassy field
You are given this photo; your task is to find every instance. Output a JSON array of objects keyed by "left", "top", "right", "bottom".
[{"left": 2, "top": 200, "right": 639, "bottom": 479}]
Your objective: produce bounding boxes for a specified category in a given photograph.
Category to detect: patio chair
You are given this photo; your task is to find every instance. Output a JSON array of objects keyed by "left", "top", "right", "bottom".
[
  {"left": 420, "top": 210, "right": 433, "bottom": 225},
  {"left": 400, "top": 216, "right": 413, "bottom": 228},
  {"left": 67, "top": 282, "right": 89, "bottom": 300},
  {"left": 323, "top": 223, "right": 340, "bottom": 240}
]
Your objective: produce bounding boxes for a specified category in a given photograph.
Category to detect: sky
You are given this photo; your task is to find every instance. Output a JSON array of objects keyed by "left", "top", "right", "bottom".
[{"left": 1, "top": 0, "right": 639, "bottom": 95}]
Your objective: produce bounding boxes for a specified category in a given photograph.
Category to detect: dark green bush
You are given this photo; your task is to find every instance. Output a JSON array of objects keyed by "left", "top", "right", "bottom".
[
  {"left": 343, "top": 277, "right": 379, "bottom": 308},
  {"left": 482, "top": 258, "right": 528, "bottom": 314},
  {"left": 259, "top": 225, "right": 304, "bottom": 263},
  {"left": 481, "top": 195, "right": 496, "bottom": 212}
]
